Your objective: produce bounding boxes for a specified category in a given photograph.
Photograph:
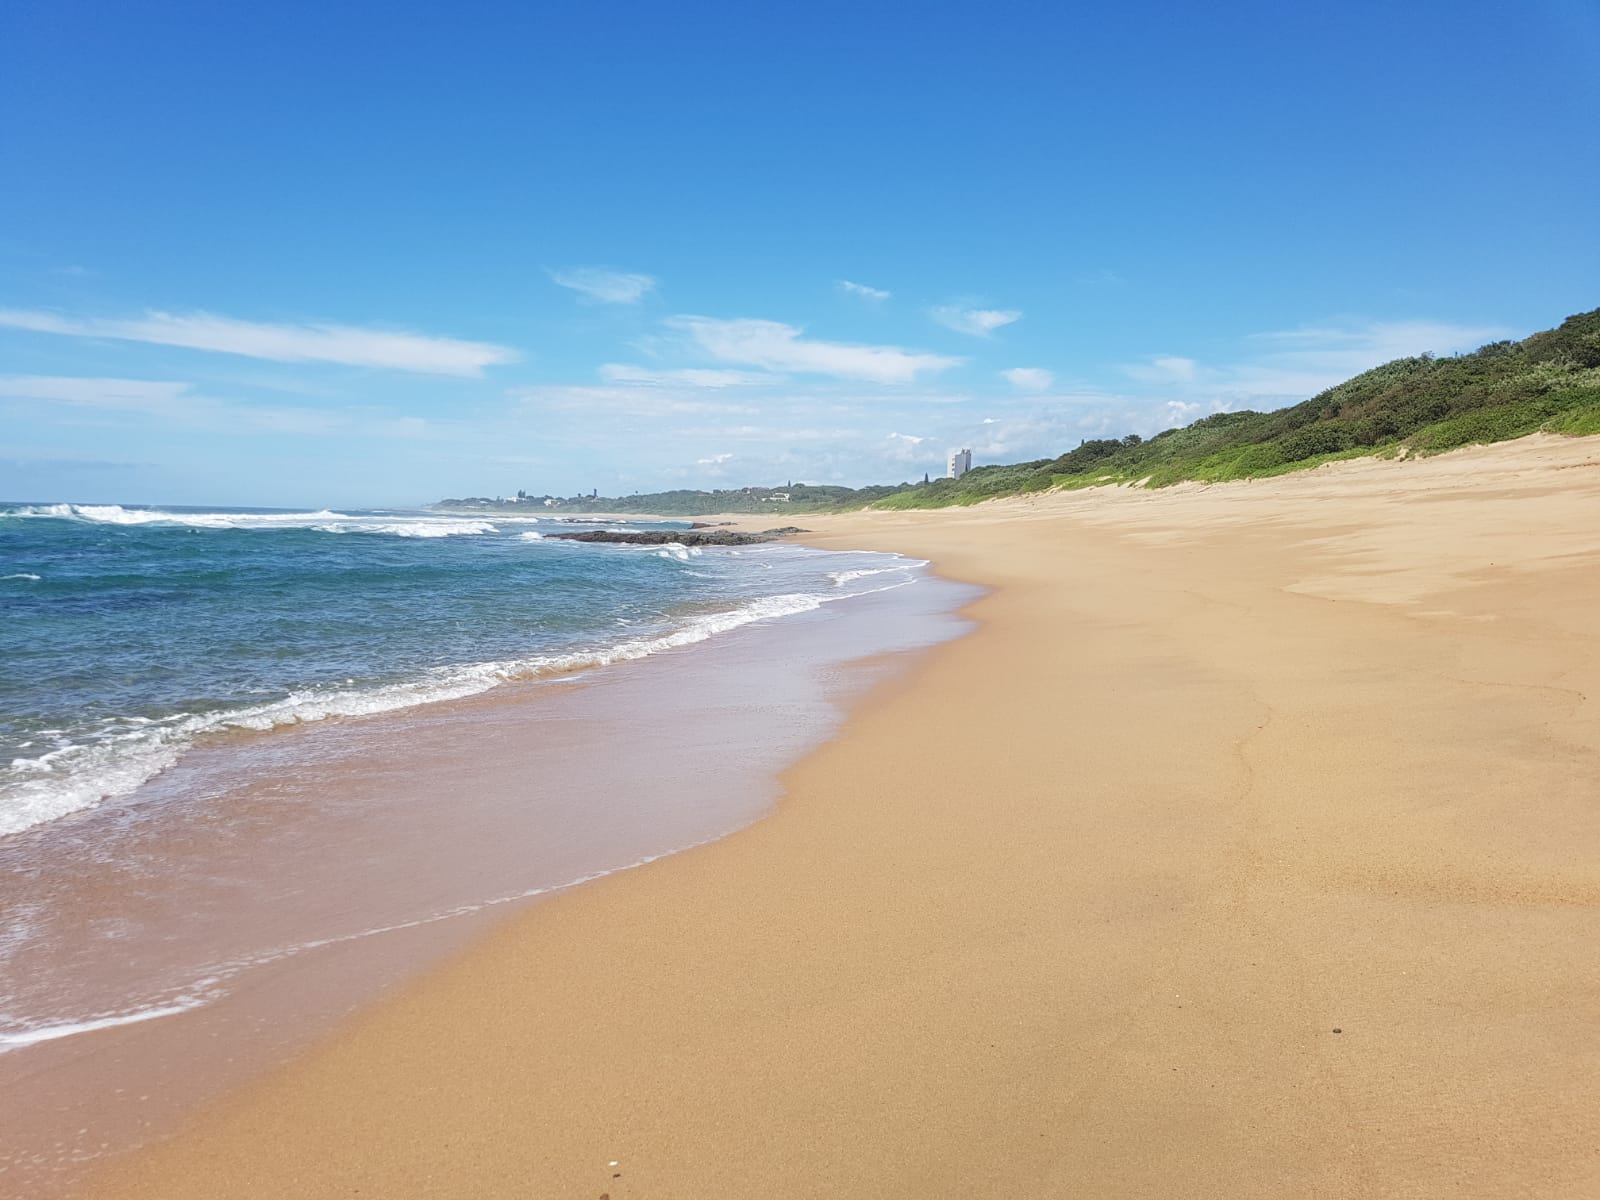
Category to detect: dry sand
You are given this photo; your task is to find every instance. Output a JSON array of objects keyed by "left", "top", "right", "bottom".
[{"left": 77, "top": 435, "right": 1600, "bottom": 1199}]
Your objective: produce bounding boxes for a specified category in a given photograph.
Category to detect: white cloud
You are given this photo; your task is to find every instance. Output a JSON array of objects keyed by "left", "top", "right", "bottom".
[
  {"left": 931, "top": 305, "right": 1022, "bottom": 337},
  {"left": 547, "top": 266, "right": 657, "bottom": 304},
  {"left": 672, "top": 423, "right": 861, "bottom": 444},
  {"left": 1120, "top": 319, "right": 1511, "bottom": 409},
  {"left": 387, "top": 416, "right": 432, "bottom": 438},
  {"left": 665, "top": 316, "right": 963, "bottom": 384},
  {"left": 1163, "top": 400, "right": 1206, "bottom": 425},
  {"left": 965, "top": 414, "right": 1068, "bottom": 459},
  {"left": 1245, "top": 320, "right": 1507, "bottom": 374},
  {"left": 883, "top": 431, "right": 935, "bottom": 464},
  {"left": 598, "top": 363, "right": 777, "bottom": 388},
  {"left": 1001, "top": 367, "right": 1054, "bottom": 391},
  {"left": 509, "top": 383, "right": 761, "bottom": 418},
  {"left": 1123, "top": 355, "right": 1198, "bottom": 385},
  {"left": 0, "top": 375, "right": 192, "bottom": 410},
  {"left": 696, "top": 452, "right": 735, "bottom": 465},
  {"left": 0, "top": 374, "right": 346, "bottom": 434},
  {"left": 0, "top": 309, "right": 517, "bottom": 377},
  {"left": 838, "top": 279, "right": 891, "bottom": 301}
]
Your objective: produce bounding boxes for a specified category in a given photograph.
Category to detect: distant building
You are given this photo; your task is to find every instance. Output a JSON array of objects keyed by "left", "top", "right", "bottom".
[{"left": 947, "top": 448, "right": 972, "bottom": 479}]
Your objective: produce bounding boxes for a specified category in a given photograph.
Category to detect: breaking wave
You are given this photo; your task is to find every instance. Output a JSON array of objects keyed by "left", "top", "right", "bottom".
[
  {"left": 11, "top": 504, "right": 502, "bottom": 538},
  {"left": 0, "top": 582, "right": 912, "bottom": 839}
]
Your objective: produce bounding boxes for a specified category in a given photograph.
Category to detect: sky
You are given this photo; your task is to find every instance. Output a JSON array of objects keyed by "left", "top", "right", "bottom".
[{"left": 2, "top": 0, "right": 1596, "bottom": 507}]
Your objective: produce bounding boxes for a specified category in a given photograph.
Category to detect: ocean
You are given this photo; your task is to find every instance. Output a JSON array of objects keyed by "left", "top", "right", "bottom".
[
  {"left": 0, "top": 499, "right": 974, "bottom": 1192},
  {"left": 0, "top": 502, "right": 921, "bottom": 838}
]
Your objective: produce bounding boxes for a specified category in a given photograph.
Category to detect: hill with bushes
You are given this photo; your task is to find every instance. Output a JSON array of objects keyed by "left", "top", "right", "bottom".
[{"left": 874, "top": 307, "right": 1599, "bottom": 507}]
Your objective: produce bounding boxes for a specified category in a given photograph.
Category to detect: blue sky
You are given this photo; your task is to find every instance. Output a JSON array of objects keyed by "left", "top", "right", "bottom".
[{"left": 3, "top": 0, "right": 1596, "bottom": 506}]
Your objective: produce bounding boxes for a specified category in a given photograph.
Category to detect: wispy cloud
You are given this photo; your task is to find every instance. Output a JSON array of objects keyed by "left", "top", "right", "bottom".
[
  {"left": 598, "top": 363, "right": 778, "bottom": 388},
  {"left": 883, "top": 431, "right": 933, "bottom": 463},
  {"left": 931, "top": 305, "right": 1022, "bottom": 337},
  {"left": 1122, "top": 355, "right": 1198, "bottom": 385},
  {"left": 0, "top": 451, "right": 145, "bottom": 472},
  {"left": 0, "top": 374, "right": 346, "bottom": 434},
  {"left": 1001, "top": 367, "right": 1054, "bottom": 391},
  {"left": 1161, "top": 400, "right": 1208, "bottom": 426},
  {"left": 669, "top": 423, "right": 865, "bottom": 445},
  {"left": 1121, "top": 319, "right": 1509, "bottom": 407},
  {"left": 0, "top": 309, "right": 517, "bottom": 377},
  {"left": 1245, "top": 320, "right": 1508, "bottom": 373},
  {"left": 509, "top": 383, "right": 762, "bottom": 418},
  {"left": 666, "top": 315, "right": 963, "bottom": 384},
  {"left": 696, "top": 452, "right": 735, "bottom": 466},
  {"left": 0, "top": 375, "right": 193, "bottom": 411},
  {"left": 838, "top": 279, "right": 891, "bottom": 302},
  {"left": 547, "top": 266, "right": 657, "bottom": 304}
]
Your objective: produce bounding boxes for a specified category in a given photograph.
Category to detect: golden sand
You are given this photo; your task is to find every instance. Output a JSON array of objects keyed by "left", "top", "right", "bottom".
[{"left": 79, "top": 434, "right": 1600, "bottom": 1198}]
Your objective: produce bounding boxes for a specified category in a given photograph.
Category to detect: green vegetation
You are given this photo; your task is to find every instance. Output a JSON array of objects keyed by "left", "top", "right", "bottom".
[
  {"left": 438, "top": 308, "right": 1599, "bottom": 516},
  {"left": 870, "top": 306, "right": 1599, "bottom": 506}
]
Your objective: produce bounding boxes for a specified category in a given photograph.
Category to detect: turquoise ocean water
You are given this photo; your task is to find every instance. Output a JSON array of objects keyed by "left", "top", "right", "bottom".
[{"left": 0, "top": 502, "right": 923, "bottom": 839}]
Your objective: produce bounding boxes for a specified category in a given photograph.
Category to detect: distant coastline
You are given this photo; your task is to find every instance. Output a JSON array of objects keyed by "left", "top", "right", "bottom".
[{"left": 432, "top": 306, "right": 1599, "bottom": 518}]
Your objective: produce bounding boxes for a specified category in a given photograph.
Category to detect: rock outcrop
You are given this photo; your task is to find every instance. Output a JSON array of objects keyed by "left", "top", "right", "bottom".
[{"left": 545, "top": 527, "right": 808, "bottom": 546}]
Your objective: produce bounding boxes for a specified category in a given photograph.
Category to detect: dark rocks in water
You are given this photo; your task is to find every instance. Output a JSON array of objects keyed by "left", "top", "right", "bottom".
[
  {"left": 545, "top": 527, "right": 809, "bottom": 546},
  {"left": 688, "top": 521, "right": 734, "bottom": 529}
]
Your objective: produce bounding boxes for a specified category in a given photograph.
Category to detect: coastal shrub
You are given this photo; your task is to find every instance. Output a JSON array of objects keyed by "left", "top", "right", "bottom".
[
  {"left": 1050, "top": 471, "right": 1126, "bottom": 491},
  {"left": 1547, "top": 406, "right": 1600, "bottom": 437},
  {"left": 1278, "top": 421, "right": 1356, "bottom": 462},
  {"left": 1224, "top": 443, "right": 1289, "bottom": 475},
  {"left": 1543, "top": 388, "right": 1600, "bottom": 436},
  {"left": 1409, "top": 398, "right": 1560, "bottom": 453}
]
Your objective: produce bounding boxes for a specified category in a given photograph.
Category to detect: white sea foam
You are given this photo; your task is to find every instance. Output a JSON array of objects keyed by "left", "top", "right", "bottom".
[
  {"left": 313, "top": 519, "right": 498, "bottom": 538},
  {"left": 0, "top": 578, "right": 916, "bottom": 839},
  {"left": 0, "top": 995, "right": 219, "bottom": 1052},
  {"left": 2, "top": 572, "right": 41, "bottom": 581},
  {"left": 18, "top": 503, "right": 342, "bottom": 527},
  {"left": 518, "top": 530, "right": 544, "bottom": 540},
  {"left": 0, "top": 831, "right": 722, "bottom": 1054},
  {"left": 14, "top": 504, "right": 499, "bottom": 538},
  {"left": 655, "top": 542, "right": 703, "bottom": 561},
  {"left": 828, "top": 564, "right": 919, "bottom": 586}
]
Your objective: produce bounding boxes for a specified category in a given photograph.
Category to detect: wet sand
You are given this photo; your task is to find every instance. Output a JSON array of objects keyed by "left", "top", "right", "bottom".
[
  {"left": 75, "top": 434, "right": 1600, "bottom": 1198},
  {"left": 2, "top": 556, "right": 971, "bottom": 1196}
]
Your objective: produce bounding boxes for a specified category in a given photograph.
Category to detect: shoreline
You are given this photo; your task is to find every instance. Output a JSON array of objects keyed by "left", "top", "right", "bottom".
[
  {"left": 0, "top": 547, "right": 973, "bottom": 1197},
  {"left": 0, "top": 511, "right": 856, "bottom": 842},
  {"left": 66, "top": 435, "right": 1600, "bottom": 1197}
]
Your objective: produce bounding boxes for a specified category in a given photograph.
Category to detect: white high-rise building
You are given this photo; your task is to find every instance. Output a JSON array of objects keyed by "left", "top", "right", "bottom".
[{"left": 947, "top": 447, "right": 972, "bottom": 479}]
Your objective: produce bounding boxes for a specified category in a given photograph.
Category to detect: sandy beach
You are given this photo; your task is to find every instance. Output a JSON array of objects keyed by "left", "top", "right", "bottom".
[{"left": 74, "top": 434, "right": 1600, "bottom": 1199}]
